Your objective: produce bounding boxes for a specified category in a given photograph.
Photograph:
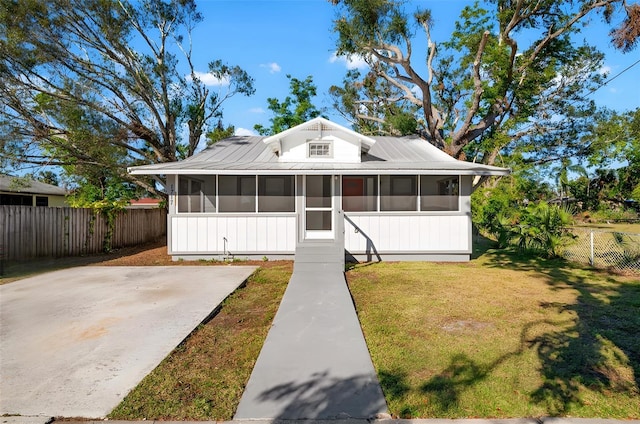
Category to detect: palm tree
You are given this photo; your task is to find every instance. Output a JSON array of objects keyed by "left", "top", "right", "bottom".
[{"left": 554, "top": 158, "right": 588, "bottom": 206}]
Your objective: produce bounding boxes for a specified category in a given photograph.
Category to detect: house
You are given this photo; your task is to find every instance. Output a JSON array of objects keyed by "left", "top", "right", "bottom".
[
  {"left": 128, "top": 117, "right": 509, "bottom": 262},
  {"left": 0, "top": 175, "right": 68, "bottom": 207}
]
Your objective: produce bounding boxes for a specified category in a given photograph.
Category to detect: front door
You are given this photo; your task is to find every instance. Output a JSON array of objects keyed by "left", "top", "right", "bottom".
[{"left": 304, "top": 175, "right": 334, "bottom": 239}]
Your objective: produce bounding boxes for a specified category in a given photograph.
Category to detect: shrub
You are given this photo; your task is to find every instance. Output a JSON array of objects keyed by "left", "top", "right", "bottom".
[
  {"left": 513, "top": 202, "right": 575, "bottom": 258},
  {"left": 481, "top": 201, "right": 574, "bottom": 258}
]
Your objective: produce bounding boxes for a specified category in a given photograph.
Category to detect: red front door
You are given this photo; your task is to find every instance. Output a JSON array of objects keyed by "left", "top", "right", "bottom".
[{"left": 343, "top": 177, "right": 365, "bottom": 211}]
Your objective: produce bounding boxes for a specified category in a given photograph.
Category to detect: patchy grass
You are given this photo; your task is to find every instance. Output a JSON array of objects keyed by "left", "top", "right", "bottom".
[
  {"left": 108, "top": 263, "right": 292, "bottom": 420},
  {"left": 346, "top": 248, "right": 640, "bottom": 419}
]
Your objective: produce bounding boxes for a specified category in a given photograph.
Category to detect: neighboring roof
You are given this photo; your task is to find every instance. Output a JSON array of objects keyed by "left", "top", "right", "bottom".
[
  {"left": 0, "top": 175, "right": 68, "bottom": 196},
  {"left": 129, "top": 134, "right": 510, "bottom": 176},
  {"left": 129, "top": 198, "right": 162, "bottom": 206},
  {"left": 127, "top": 198, "right": 162, "bottom": 209}
]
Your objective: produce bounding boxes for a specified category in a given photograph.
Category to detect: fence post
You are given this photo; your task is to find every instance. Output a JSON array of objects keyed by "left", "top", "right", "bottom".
[{"left": 590, "top": 230, "right": 594, "bottom": 266}]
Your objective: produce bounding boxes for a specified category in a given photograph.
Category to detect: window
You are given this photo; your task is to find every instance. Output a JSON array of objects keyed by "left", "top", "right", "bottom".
[
  {"left": 177, "top": 176, "right": 216, "bottom": 213},
  {"left": 219, "top": 175, "right": 256, "bottom": 212},
  {"left": 420, "top": 175, "right": 459, "bottom": 211},
  {"left": 35, "top": 196, "right": 48, "bottom": 207},
  {"left": 258, "top": 175, "right": 295, "bottom": 212},
  {"left": 380, "top": 175, "right": 417, "bottom": 211},
  {"left": 0, "top": 194, "right": 32, "bottom": 206},
  {"left": 308, "top": 142, "right": 331, "bottom": 158},
  {"left": 342, "top": 176, "right": 378, "bottom": 212}
]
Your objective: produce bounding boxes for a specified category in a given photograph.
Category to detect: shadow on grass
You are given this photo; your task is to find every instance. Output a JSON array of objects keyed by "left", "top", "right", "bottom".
[
  {"left": 485, "top": 250, "right": 640, "bottom": 415},
  {"left": 379, "top": 340, "right": 527, "bottom": 416},
  {"left": 375, "top": 250, "right": 639, "bottom": 417},
  {"left": 471, "top": 232, "right": 498, "bottom": 260}
]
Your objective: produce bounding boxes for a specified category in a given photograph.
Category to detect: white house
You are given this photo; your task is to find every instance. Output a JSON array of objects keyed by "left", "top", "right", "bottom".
[{"left": 128, "top": 117, "right": 509, "bottom": 262}]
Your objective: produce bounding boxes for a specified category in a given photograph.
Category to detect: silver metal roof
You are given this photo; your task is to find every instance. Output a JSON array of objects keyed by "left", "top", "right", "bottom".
[{"left": 129, "top": 135, "right": 510, "bottom": 176}]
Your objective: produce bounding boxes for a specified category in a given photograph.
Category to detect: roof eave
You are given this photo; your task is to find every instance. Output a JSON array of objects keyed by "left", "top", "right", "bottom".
[{"left": 128, "top": 166, "right": 510, "bottom": 177}]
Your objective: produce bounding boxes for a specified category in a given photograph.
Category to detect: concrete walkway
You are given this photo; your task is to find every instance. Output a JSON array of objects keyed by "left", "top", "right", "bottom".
[
  {"left": 0, "top": 266, "right": 256, "bottom": 418},
  {"left": 234, "top": 261, "right": 388, "bottom": 420}
]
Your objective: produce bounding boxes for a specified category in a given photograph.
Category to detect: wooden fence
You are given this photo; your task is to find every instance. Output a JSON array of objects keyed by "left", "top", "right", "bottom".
[{"left": 0, "top": 206, "right": 167, "bottom": 260}]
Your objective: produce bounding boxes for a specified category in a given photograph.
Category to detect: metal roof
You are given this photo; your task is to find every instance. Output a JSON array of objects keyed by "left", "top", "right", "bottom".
[
  {"left": 129, "top": 135, "right": 510, "bottom": 176},
  {"left": 0, "top": 175, "right": 68, "bottom": 196}
]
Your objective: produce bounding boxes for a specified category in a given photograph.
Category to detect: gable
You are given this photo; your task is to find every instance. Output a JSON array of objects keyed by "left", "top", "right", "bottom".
[{"left": 263, "top": 117, "right": 375, "bottom": 163}]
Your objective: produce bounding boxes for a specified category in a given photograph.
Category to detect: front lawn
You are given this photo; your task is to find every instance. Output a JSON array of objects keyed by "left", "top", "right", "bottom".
[
  {"left": 347, "top": 250, "right": 640, "bottom": 418},
  {"left": 105, "top": 243, "right": 639, "bottom": 419}
]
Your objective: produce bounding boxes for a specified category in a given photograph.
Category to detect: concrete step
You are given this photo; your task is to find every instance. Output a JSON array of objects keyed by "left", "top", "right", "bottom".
[
  {"left": 295, "top": 248, "right": 343, "bottom": 262},
  {"left": 295, "top": 242, "right": 344, "bottom": 271}
]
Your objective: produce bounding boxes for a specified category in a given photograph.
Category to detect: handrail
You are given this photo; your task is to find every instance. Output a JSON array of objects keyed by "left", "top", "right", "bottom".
[
  {"left": 343, "top": 214, "right": 382, "bottom": 262},
  {"left": 223, "top": 237, "right": 234, "bottom": 260}
]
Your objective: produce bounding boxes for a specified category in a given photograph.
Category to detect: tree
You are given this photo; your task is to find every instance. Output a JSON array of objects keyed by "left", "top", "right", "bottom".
[
  {"left": 20, "top": 170, "right": 60, "bottom": 187},
  {"left": 580, "top": 107, "right": 640, "bottom": 204},
  {"left": 552, "top": 158, "right": 588, "bottom": 203},
  {"left": 206, "top": 119, "right": 235, "bottom": 145},
  {"left": 0, "top": 0, "right": 254, "bottom": 199},
  {"left": 330, "top": 0, "right": 639, "bottom": 176},
  {"left": 254, "top": 75, "right": 323, "bottom": 136},
  {"left": 329, "top": 68, "right": 418, "bottom": 136}
]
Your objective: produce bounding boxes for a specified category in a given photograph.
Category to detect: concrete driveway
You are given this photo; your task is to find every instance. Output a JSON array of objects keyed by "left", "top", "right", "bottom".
[{"left": 0, "top": 265, "right": 256, "bottom": 418}]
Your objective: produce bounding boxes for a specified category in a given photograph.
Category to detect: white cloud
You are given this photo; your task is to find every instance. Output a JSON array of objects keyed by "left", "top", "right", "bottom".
[
  {"left": 260, "top": 62, "right": 281, "bottom": 74},
  {"left": 235, "top": 127, "right": 256, "bottom": 136},
  {"left": 329, "top": 52, "right": 369, "bottom": 70},
  {"left": 249, "top": 107, "right": 265, "bottom": 114},
  {"left": 187, "top": 71, "right": 230, "bottom": 86},
  {"left": 599, "top": 65, "right": 612, "bottom": 76}
]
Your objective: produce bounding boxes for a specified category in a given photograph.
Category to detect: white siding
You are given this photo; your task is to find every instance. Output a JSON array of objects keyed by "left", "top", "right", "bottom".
[
  {"left": 344, "top": 214, "right": 470, "bottom": 253},
  {"left": 170, "top": 214, "right": 296, "bottom": 254},
  {"left": 280, "top": 135, "right": 361, "bottom": 163}
]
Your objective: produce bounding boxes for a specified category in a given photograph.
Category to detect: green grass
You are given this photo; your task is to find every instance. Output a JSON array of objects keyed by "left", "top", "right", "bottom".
[
  {"left": 108, "top": 264, "right": 292, "bottom": 420},
  {"left": 346, "top": 249, "right": 640, "bottom": 419},
  {"left": 574, "top": 222, "right": 640, "bottom": 234}
]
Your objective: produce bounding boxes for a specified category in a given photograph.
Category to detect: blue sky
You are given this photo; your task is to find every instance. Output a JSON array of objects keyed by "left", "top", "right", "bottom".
[{"left": 188, "top": 0, "right": 639, "bottom": 136}]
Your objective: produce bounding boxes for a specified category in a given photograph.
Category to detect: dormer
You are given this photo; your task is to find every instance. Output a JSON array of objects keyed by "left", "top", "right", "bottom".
[{"left": 263, "top": 117, "right": 376, "bottom": 163}]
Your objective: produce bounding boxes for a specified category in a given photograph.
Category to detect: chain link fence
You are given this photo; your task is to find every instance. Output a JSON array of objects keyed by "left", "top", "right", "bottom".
[{"left": 562, "top": 227, "right": 640, "bottom": 274}]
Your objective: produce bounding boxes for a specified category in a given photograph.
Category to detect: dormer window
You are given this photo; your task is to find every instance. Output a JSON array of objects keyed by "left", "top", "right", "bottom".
[{"left": 308, "top": 142, "right": 331, "bottom": 158}]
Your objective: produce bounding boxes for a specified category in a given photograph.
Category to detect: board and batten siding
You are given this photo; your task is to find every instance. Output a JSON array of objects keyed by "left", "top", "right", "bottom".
[
  {"left": 170, "top": 214, "right": 297, "bottom": 254},
  {"left": 343, "top": 214, "right": 471, "bottom": 253}
]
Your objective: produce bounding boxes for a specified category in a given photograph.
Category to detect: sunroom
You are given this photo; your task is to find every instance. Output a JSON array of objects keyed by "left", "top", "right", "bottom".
[{"left": 129, "top": 117, "right": 509, "bottom": 261}]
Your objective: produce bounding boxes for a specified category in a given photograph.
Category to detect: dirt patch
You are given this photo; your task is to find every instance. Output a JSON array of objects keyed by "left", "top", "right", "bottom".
[{"left": 1, "top": 239, "right": 290, "bottom": 284}]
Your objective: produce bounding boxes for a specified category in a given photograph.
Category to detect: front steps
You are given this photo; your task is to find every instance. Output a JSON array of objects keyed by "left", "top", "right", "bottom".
[{"left": 294, "top": 240, "right": 345, "bottom": 272}]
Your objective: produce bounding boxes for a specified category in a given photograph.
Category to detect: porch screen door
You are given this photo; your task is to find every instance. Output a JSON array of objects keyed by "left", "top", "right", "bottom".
[{"left": 304, "top": 175, "right": 333, "bottom": 239}]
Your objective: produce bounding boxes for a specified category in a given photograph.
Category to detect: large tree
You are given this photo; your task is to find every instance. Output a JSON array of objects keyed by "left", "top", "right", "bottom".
[
  {"left": 330, "top": 0, "right": 639, "bottom": 174},
  {"left": 581, "top": 107, "right": 640, "bottom": 204},
  {"left": 254, "top": 75, "right": 323, "bottom": 136},
  {"left": 0, "top": 0, "right": 254, "bottom": 198}
]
